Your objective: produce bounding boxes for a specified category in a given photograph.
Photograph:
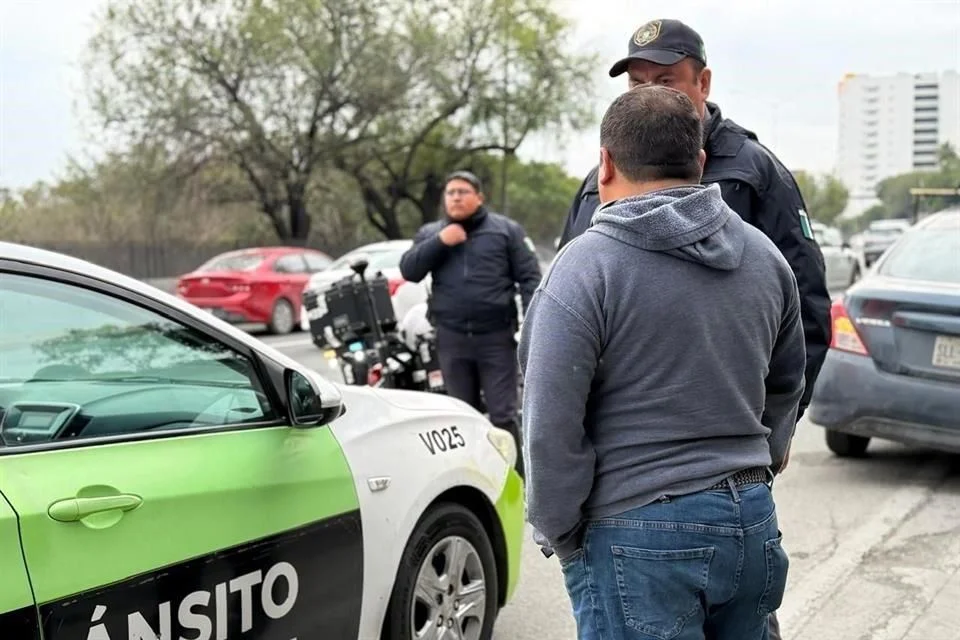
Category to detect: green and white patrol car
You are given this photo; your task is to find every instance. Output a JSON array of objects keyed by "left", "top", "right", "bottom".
[{"left": 0, "top": 241, "right": 524, "bottom": 640}]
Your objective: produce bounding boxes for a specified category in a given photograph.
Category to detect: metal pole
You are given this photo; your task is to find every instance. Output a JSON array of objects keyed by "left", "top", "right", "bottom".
[{"left": 500, "top": 7, "right": 509, "bottom": 214}]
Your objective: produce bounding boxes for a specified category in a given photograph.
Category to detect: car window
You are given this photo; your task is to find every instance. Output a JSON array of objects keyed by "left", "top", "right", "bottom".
[
  {"left": 0, "top": 273, "right": 278, "bottom": 448},
  {"left": 877, "top": 229, "right": 960, "bottom": 285},
  {"left": 304, "top": 252, "right": 332, "bottom": 272},
  {"left": 273, "top": 254, "right": 308, "bottom": 274},
  {"left": 198, "top": 252, "right": 265, "bottom": 272}
]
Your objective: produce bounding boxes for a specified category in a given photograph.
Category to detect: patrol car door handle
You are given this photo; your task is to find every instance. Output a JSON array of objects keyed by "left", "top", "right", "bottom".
[{"left": 48, "top": 494, "right": 143, "bottom": 523}]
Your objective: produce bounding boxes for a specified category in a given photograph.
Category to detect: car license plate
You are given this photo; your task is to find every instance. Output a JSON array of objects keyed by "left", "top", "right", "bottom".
[{"left": 932, "top": 335, "right": 960, "bottom": 370}]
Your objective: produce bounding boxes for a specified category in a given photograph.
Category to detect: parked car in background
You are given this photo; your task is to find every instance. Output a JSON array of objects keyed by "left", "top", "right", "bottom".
[
  {"left": 811, "top": 221, "right": 860, "bottom": 290},
  {"left": 176, "top": 246, "right": 333, "bottom": 334},
  {"left": 809, "top": 209, "right": 960, "bottom": 458},
  {"left": 859, "top": 218, "right": 913, "bottom": 269}
]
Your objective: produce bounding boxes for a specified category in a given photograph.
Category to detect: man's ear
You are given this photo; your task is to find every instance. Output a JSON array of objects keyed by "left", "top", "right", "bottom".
[
  {"left": 696, "top": 149, "right": 707, "bottom": 181},
  {"left": 598, "top": 147, "right": 615, "bottom": 186},
  {"left": 699, "top": 66, "right": 712, "bottom": 100}
]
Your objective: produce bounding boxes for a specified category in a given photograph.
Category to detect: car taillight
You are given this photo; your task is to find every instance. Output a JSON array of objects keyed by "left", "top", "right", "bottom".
[
  {"left": 830, "top": 298, "right": 869, "bottom": 355},
  {"left": 367, "top": 363, "right": 384, "bottom": 386},
  {"left": 387, "top": 278, "right": 405, "bottom": 296}
]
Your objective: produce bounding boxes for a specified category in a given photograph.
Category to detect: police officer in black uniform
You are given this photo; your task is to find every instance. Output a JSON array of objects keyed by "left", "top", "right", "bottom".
[
  {"left": 400, "top": 171, "right": 542, "bottom": 476},
  {"left": 556, "top": 19, "right": 832, "bottom": 640}
]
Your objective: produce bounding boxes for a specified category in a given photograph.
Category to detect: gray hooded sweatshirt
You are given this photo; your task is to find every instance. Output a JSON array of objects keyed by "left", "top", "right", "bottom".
[{"left": 517, "top": 183, "right": 806, "bottom": 558}]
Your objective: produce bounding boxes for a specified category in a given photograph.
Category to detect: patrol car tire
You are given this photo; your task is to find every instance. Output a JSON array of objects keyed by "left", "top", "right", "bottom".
[{"left": 383, "top": 503, "right": 499, "bottom": 640}]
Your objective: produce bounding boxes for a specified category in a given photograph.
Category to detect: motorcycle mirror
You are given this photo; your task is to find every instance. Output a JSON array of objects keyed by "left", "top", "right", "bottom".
[{"left": 349, "top": 254, "right": 370, "bottom": 278}]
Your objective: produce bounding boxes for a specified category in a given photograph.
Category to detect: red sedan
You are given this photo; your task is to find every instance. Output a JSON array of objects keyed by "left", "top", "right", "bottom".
[{"left": 176, "top": 246, "right": 333, "bottom": 334}]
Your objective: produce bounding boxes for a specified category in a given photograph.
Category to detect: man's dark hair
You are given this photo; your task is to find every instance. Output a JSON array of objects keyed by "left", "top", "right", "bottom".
[
  {"left": 445, "top": 170, "right": 483, "bottom": 193},
  {"left": 599, "top": 85, "right": 703, "bottom": 182}
]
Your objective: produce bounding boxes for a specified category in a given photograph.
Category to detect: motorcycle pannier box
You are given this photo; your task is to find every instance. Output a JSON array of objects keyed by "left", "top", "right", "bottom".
[{"left": 324, "top": 274, "right": 396, "bottom": 342}]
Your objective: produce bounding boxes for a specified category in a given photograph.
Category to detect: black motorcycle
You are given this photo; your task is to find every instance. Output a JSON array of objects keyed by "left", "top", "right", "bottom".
[{"left": 319, "top": 256, "right": 446, "bottom": 393}]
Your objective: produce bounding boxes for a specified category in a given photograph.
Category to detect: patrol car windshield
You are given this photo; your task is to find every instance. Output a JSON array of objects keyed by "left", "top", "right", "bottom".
[{"left": 0, "top": 275, "right": 257, "bottom": 384}]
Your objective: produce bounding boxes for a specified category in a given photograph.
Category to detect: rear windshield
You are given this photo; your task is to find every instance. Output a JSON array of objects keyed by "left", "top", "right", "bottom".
[
  {"left": 878, "top": 228, "right": 960, "bottom": 285},
  {"left": 197, "top": 253, "right": 264, "bottom": 272}
]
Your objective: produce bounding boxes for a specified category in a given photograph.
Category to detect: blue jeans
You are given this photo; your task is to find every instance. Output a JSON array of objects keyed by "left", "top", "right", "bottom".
[{"left": 560, "top": 481, "right": 788, "bottom": 640}]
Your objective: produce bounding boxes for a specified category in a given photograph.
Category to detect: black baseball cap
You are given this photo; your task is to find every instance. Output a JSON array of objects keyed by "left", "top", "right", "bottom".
[{"left": 608, "top": 19, "right": 707, "bottom": 78}]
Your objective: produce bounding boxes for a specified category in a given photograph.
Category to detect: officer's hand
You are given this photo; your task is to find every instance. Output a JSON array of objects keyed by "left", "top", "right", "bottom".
[{"left": 439, "top": 224, "right": 467, "bottom": 246}]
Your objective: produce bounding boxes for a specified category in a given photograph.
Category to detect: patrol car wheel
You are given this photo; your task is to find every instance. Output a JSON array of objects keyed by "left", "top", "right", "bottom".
[{"left": 384, "top": 503, "right": 498, "bottom": 640}]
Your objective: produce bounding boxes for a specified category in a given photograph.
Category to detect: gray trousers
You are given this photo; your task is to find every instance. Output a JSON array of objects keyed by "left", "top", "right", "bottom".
[
  {"left": 768, "top": 611, "right": 782, "bottom": 639},
  {"left": 436, "top": 326, "right": 523, "bottom": 475}
]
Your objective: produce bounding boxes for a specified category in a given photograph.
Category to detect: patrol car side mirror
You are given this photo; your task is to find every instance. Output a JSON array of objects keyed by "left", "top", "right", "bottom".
[{"left": 285, "top": 369, "right": 343, "bottom": 427}]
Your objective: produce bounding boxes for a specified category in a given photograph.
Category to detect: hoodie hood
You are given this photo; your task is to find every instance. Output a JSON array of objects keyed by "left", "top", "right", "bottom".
[{"left": 590, "top": 183, "right": 745, "bottom": 271}]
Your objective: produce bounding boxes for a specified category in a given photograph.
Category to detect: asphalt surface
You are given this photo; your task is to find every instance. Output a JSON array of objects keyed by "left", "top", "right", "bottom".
[{"left": 257, "top": 329, "right": 960, "bottom": 640}]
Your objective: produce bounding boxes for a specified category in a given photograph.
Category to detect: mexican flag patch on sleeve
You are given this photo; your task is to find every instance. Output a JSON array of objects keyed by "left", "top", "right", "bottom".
[{"left": 798, "top": 209, "right": 814, "bottom": 240}]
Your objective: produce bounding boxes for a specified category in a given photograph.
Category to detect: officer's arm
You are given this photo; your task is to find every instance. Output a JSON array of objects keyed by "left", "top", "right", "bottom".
[
  {"left": 728, "top": 176, "right": 832, "bottom": 419},
  {"left": 508, "top": 224, "right": 543, "bottom": 312},
  {"left": 399, "top": 225, "right": 450, "bottom": 283},
  {"left": 557, "top": 168, "right": 599, "bottom": 249},
  {"left": 764, "top": 272, "right": 806, "bottom": 473}
]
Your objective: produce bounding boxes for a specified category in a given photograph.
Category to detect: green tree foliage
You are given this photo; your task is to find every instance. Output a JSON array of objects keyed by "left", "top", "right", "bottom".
[
  {"left": 335, "top": 0, "right": 596, "bottom": 237},
  {"left": 83, "top": 0, "right": 597, "bottom": 244},
  {"left": 0, "top": 148, "right": 579, "bottom": 274},
  {"left": 792, "top": 170, "right": 850, "bottom": 225},
  {"left": 869, "top": 143, "right": 960, "bottom": 220}
]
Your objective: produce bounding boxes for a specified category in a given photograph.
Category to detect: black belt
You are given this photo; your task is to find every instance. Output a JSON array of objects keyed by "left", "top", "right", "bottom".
[{"left": 708, "top": 467, "right": 771, "bottom": 490}]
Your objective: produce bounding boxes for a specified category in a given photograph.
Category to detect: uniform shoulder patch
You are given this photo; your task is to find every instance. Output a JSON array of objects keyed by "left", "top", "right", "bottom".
[{"left": 797, "top": 209, "right": 815, "bottom": 240}]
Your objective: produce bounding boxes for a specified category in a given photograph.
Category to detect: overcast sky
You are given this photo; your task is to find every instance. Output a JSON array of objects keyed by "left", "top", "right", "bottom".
[{"left": 1, "top": 0, "right": 958, "bottom": 189}]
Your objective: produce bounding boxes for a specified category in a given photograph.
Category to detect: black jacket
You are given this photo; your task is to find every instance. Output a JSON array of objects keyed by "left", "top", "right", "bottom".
[
  {"left": 400, "top": 207, "right": 543, "bottom": 334},
  {"left": 557, "top": 102, "right": 832, "bottom": 417}
]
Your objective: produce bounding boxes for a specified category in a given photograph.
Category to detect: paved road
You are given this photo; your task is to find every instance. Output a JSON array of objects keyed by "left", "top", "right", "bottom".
[{"left": 259, "top": 330, "right": 960, "bottom": 639}]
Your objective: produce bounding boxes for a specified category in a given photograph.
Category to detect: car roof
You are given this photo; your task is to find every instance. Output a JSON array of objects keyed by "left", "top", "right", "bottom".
[
  {"left": 218, "top": 246, "right": 325, "bottom": 257},
  {"left": 916, "top": 209, "right": 960, "bottom": 231},
  {"left": 869, "top": 219, "right": 912, "bottom": 229},
  {"left": 346, "top": 240, "right": 412, "bottom": 252}
]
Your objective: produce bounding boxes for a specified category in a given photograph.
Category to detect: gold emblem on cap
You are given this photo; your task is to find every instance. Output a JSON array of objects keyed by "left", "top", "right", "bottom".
[{"left": 633, "top": 20, "right": 662, "bottom": 46}]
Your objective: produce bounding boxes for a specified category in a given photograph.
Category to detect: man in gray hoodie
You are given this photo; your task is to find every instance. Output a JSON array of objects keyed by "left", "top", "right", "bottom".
[{"left": 518, "top": 85, "right": 806, "bottom": 639}]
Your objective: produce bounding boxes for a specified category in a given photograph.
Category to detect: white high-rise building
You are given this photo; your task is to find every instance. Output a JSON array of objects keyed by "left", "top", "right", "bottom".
[{"left": 837, "top": 70, "right": 960, "bottom": 217}]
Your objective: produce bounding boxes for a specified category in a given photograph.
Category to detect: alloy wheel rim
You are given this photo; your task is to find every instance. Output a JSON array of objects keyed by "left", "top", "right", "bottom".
[{"left": 411, "top": 535, "right": 486, "bottom": 640}]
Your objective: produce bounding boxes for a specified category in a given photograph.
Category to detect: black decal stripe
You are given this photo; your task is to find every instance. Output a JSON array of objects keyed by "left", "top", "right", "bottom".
[
  {"left": 0, "top": 606, "right": 41, "bottom": 639},
  {"left": 38, "top": 510, "right": 363, "bottom": 640}
]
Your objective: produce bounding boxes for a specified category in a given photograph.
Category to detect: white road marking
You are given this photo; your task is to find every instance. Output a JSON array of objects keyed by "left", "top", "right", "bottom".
[{"left": 779, "top": 458, "right": 951, "bottom": 635}]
